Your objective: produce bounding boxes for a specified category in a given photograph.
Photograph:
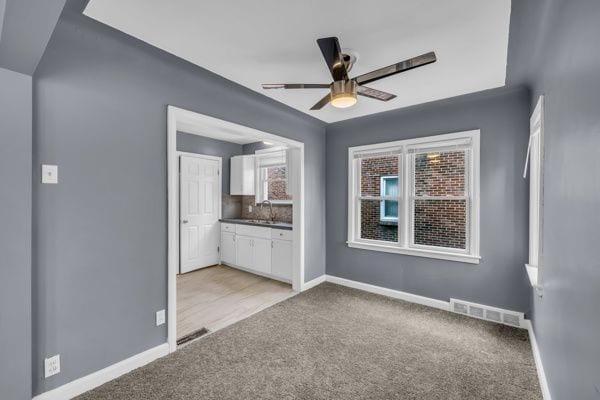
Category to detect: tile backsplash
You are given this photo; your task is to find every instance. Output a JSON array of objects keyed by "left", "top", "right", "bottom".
[{"left": 221, "top": 194, "right": 292, "bottom": 223}]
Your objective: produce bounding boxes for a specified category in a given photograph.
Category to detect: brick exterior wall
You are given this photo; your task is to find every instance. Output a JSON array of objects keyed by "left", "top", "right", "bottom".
[
  {"left": 360, "top": 156, "right": 398, "bottom": 242},
  {"left": 267, "top": 166, "right": 291, "bottom": 201},
  {"left": 413, "top": 151, "right": 466, "bottom": 249}
]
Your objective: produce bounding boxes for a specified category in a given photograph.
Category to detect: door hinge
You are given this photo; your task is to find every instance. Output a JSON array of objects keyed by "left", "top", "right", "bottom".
[{"left": 217, "top": 246, "right": 220, "bottom": 253}]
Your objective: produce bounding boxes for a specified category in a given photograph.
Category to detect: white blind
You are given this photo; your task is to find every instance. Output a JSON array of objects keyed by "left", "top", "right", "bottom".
[
  {"left": 407, "top": 138, "right": 471, "bottom": 154},
  {"left": 353, "top": 146, "right": 403, "bottom": 159},
  {"left": 256, "top": 147, "right": 287, "bottom": 167}
]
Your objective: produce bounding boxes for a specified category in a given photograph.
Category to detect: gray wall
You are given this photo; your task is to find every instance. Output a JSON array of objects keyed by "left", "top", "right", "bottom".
[
  {"left": 242, "top": 141, "right": 274, "bottom": 155},
  {"left": 0, "top": 67, "right": 32, "bottom": 400},
  {"left": 507, "top": 0, "right": 600, "bottom": 398},
  {"left": 32, "top": 7, "right": 325, "bottom": 395},
  {"left": 0, "top": 0, "right": 66, "bottom": 74},
  {"left": 326, "top": 87, "right": 531, "bottom": 312},
  {"left": 176, "top": 132, "right": 243, "bottom": 194}
]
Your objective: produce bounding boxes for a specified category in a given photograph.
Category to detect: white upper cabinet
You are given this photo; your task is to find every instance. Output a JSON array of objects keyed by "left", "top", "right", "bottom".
[{"left": 230, "top": 155, "right": 255, "bottom": 195}]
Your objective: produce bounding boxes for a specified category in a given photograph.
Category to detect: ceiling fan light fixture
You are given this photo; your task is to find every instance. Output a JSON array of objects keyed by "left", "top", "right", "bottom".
[{"left": 330, "top": 80, "right": 358, "bottom": 109}]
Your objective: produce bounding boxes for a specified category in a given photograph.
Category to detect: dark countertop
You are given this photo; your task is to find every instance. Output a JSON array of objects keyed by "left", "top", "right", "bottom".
[{"left": 219, "top": 218, "right": 293, "bottom": 230}]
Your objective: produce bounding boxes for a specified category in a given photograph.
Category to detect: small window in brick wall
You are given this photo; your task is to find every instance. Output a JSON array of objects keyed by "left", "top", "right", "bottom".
[{"left": 348, "top": 131, "right": 480, "bottom": 264}]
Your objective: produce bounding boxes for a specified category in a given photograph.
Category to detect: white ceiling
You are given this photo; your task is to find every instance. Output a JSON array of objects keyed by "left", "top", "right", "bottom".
[
  {"left": 175, "top": 106, "right": 293, "bottom": 147},
  {"left": 84, "top": 0, "right": 511, "bottom": 124}
]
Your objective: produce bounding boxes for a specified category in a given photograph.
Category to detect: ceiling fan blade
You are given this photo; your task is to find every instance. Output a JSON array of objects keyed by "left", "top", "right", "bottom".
[
  {"left": 316, "top": 37, "right": 349, "bottom": 82},
  {"left": 357, "top": 86, "right": 397, "bottom": 101},
  {"left": 354, "top": 52, "right": 437, "bottom": 85},
  {"left": 262, "top": 83, "right": 330, "bottom": 89},
  {"left": 310, "top": 93, "right": 331, "bottom": 110}
]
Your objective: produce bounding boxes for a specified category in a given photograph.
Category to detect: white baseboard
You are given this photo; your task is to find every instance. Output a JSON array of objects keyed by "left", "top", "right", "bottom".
[
  {"left": 325, "top": 275, "right": 450, "bottom": 311},
  {"left": 524, "top": 321, "right": 552, "bottom": 400},
  {"left": 33, "top": 343, "right": 169, "bottom": 400},
  {"left": 301, "top": 274, "right": 327, "bottom": 291}
]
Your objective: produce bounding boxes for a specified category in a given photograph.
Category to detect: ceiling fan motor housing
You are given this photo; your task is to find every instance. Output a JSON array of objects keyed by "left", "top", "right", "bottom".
[{"left": 330, "top": 80, "right": 358, "bottom": 108}]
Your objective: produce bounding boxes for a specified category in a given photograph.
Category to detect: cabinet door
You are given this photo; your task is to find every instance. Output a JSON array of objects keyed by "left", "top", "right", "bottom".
[
  {"left": 271, "top": 239, "right": 292, "bottom": 280},
  {"left": 236, "top": 236, "right": 253, "bottom": 269},
  {"left": 220, "top": 232, "right": 236, "bottom": 265},
  {"left": 230, "top": 155, "right": 255, "bottom": 195},
  {"left": 252, "top": 238, "right": 272, "bottom": 274}
]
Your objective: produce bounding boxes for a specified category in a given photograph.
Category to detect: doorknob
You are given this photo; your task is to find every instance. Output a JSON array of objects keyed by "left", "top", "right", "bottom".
[{"left": 182, "top": 220, "right": 189, "bottom": 224}]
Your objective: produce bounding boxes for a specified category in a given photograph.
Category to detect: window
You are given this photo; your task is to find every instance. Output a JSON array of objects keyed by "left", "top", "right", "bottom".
[
  {"left": 380, "top": 176, "right": 399, "bottom": 222},
  {"left": 256, "top": 148, "right": 292, "bottom": 204},
  {"left": 348, "top": 130, "right": 480, "bottom": 264},
  {"left": 524, "top": 96, "right": 544, "bottom": 290}
]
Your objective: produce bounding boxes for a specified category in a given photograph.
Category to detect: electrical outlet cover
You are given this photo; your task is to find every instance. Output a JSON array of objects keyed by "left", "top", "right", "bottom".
[
  {"left": 156, "top": 309, "right": 166, "bottom": 326},
  {"left": 42, "top": 165, "right": 58, "bottom": 184},
  {"left": 45, "top": 354, "right": 60, "bottom": 378}
]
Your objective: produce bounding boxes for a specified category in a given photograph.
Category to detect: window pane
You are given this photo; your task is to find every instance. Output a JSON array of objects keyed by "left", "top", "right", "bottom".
[
  {"left": 361, "top": 156, "right": 399, "bottom": 197},
  {"left": 414, "top": 199, "right": 466, "bottom": 249},
  {"left": 266, "top": 166, "right": 291, "bottom": 201},
  {"left": 383, "top": 177, "right": 399, "bottom": 196},
  {"left": 383, "top": 200, "right": 398, "bottom": 218},
  {"left": 415, "top": 150, "right": 465, "bottom": 196},
  {"left": 360, "top": 200, "right": 398, "bottom": 242}
]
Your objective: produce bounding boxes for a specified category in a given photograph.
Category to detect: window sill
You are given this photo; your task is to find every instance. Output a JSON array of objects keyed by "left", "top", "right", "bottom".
[
  {"left": 256, "top": 201, "right": 292, "bottom": 205},
  {"left": 347, "top": 241, "right": 481, "bottom": 264}
]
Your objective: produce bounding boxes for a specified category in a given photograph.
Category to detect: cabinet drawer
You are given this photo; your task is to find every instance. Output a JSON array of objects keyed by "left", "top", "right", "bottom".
[
  {"left": 271, "top": 229, "right": 292, "bottom": 241},
  {"left": 221, "top": 222, "right": 236, "bottom": 233},
  {"left": 236, "top": 224, "right": 271, "bottom": 239}
]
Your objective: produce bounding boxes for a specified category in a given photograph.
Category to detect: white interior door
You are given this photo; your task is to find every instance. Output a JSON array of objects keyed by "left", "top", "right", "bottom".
[{"left": 180, "top": 155, "right": 221, "bottom": 274}]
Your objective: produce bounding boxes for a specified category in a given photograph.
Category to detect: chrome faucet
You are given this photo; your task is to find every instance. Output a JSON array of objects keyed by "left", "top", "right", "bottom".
[{"left": 260, "top": 200, "right": 274, "bottom": 222}]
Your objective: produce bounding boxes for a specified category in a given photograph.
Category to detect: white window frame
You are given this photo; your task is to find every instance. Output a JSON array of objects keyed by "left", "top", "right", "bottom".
[
  {"left": 524, "top": 96, "right": 544, "bottom": 291},
  {"left": 380, "top": 175, "right": 399, "bottom": 222},
  {"left": 347, "top": 130, "right": 480, "bottom": 264},
  {"left": 255, "top": 147, "right": 292, "bottom": 205}
]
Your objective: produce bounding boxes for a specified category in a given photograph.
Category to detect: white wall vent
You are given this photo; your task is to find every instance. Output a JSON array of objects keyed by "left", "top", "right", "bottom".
[{"left": 449, "top": 298, "right": 525, "bottom": 328}]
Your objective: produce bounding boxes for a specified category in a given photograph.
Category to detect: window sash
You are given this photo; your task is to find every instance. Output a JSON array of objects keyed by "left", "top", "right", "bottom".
[
  {"left": 347, "top": 130, "right": 480, "bottom": 263},
  {"left": 354, "top": 154, "right": 402, "bottom": 243},
  {"left": 407, "top": 148, "right": 471, "bottom": 254}
]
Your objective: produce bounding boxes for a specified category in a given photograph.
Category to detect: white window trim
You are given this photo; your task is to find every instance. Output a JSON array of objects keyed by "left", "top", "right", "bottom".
[
  {"left": 524, "top": 96, "right": 544, "bottom": 292},
  {"left": 379, "top": 175, "right": 399, "bottom": 222},
  {"left": 347, "top": 130, "right": 480, "bottom": 264}
]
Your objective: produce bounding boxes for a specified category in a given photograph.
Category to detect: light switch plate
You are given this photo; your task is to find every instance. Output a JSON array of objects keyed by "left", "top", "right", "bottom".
[
  {"left": 156, "top": 309, "right": 165, "bottom": 326},
  {"left": 44, "top": 354, "right": 60, "bottom": 378},
  {"left": 42, "top": 165, "right": 58, "bottom": 184}
]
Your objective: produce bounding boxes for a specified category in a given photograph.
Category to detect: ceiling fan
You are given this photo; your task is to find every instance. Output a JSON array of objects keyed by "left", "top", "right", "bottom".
[{"left": 262, "top": 37, "right": 436, "bottom": 110}]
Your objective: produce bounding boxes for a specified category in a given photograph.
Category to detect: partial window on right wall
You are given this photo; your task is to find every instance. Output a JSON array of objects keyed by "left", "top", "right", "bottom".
[{"left": 524, "top": 96, "right": 544, "bottom": 290}]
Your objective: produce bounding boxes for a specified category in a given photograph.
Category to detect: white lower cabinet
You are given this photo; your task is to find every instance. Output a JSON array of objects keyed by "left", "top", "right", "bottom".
[
  {"left": 220, "top": 232, "right": 236, "bottom": 265},
  {"left": 221, "top": 223, "right": 292, "bottom": 282},
  {"left": 235, "top": 236, "right": 254, "bottom": 269},
  {"left": 252, "top": 238, "right": 272, "bottom": 274},
  {"left": 235, "top": 236, "right": 272, "bottom": 274},
  {"left": 271, "top": 239, "right": 292, "bottom": 280}
]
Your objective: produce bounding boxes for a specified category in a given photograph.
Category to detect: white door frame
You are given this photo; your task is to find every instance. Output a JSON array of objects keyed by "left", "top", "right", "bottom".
[
  {"left": 178, "top": 151, "right": 222, "bottom": 274},
  {"left": 167, "top": 105, "right": 305, "bottom": 352}
]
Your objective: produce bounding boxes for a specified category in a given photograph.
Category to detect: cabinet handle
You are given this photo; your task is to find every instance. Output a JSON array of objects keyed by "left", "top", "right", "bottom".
[{"left": 271, "top": 241, "right": 274, "bottom": 248}]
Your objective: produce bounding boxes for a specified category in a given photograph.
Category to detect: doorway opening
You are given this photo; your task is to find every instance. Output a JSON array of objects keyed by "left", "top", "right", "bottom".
[{"left": 167, "top": 106, "right": 305, "bottom": 351}]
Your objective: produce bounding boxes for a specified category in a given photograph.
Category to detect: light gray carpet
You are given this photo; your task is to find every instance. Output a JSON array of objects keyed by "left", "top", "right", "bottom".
[{"left": 77, "top": 283, "right": 541, "bottom": 399}]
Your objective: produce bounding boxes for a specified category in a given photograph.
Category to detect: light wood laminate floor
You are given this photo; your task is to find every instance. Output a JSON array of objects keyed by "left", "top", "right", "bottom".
[{"left": 177, "top": 264, "right": 295, "bottom": 340}]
